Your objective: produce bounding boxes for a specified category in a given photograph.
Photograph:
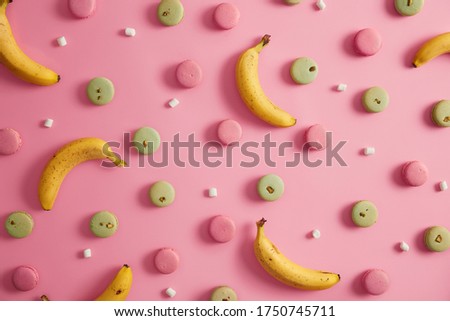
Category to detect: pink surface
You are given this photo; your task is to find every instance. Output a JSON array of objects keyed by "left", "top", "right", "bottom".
[{"left": 0, "top": 0, "right": 449, "bottom": 301}]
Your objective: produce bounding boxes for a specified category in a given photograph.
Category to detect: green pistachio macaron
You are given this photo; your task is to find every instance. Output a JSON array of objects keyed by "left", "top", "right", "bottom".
[
  {"left": 5, "top": 211, "right": 34, "bottom": 238},
  {"left": 394, "top": 0, "right": 424, "bottom": 16},
  {"left": 132, "top": 127, "right": 161, "bottom": 155},
  {"left": 149, "top": 180, "right": 175, "bottom": 207},
  {"left": 257, "top": 174, "right": 284, "bottom": 201},
  {"left": 86, "top": 77, "right": 115, "bottom": 106},
  {"left": 362, "top": 86, "right": 389, "bottom": 113},
  {"left": 90, "top": 211, "right": 119, "bottom": 238},
  {"left": 157, "top": 0, "right": 184, "bottom": 26},
  {"left": 290, "top": 57, "right": 318, "bottom": 85},
  {"left": 431, "top": 100, "right": 450, "bottom": 127},
  {"left": 210, "top": 286, "right": 238, "bottom": 301},
  {"left": 351, "top": 200, "right": 378, "bottom": 227},
  {"left": 424, "top": 226, "right": 449, "bottom": 252}
]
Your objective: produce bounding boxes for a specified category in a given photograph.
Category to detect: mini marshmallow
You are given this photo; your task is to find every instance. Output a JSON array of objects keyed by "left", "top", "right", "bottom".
[
  {"left": 57, "top": 36, "right": 67, "bottom": 47},
  {"left": 364, "top": 147, "right": 375, "bottom": 156},
  {"left": 83, "top": 248, "right": 92, "bottom": 258},
  {"left": 168, "top": 98, "right": 180, "bottom": 108},
  {"left": 312, "top": 229, "right": 321, "bottom": 239},
  {"left": 125, "top": 28, "right": 136, "bottom": 37},
  {"left": 316, "top": 0, "right": 326, "bottom": 10},
  {"left": 208, "top": 187, "right": 218, "bottom": 198},
  {"left": 337, "top": 83, "right": 347, "bottom": 91},
  {"left": 399, "top": 241, "right": 410, "bottom": 252},
  {"left": 44, "top": 119, "right": 54, "bottom": 128},
  {"left": 165, "top": 287, "right": 176, "bottom": 298},
  {"left": 439, "top": 181, "right": 448, "bottom": 191}
]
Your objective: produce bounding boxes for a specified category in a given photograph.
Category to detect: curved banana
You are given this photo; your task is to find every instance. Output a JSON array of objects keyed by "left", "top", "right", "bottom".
[
  {"left": 95, "top": 264, "right": 133, "bottom": 301},
  {"left": 413, "top": 32, "right": 450, "bottom": 68},
  {"left": 254, "top": 218, "right": 340, "bottom": 290},
  {"left": 0, "top": 0, "right": 60, "bottom": 85},
  {"left": 38, "top": 137, "right": 126, "bottom": 211},
  {"left": 236, "top": 35, "right": 297, "bottom": 127}
]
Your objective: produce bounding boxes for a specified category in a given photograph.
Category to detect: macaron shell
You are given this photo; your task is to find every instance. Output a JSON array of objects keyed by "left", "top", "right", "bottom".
[
  {"left": 68, "top": 0, "right": 96, "bottom": 19},
  {"left": 12, "top": 265, "right": 39, "bottom": 291},
  {"left": 157, "top": 0, "right": 184, "bottom": 26},
  {"left": 354, "top": 28, "right": 382, "bottom": 56},
  {"left": 401, "top": 160, "right": 428, "bottom": 186},
  {"left": 257, "top": 174, "right": 285, "bottom": 201},
  {"left": 431, "top": 100, "right": 450, "bottom": 127},
  {"left": 132, "top": 127, "right": 161, "bottom": 155},
  {"left": 210, "top": 286, "right": 238, "bottom": 301},
  {"left": 305, "top": 124, "right": 326, "bottom": 150},
  {"left": 176, "top": 60, "right": 203, "bottom": 88},
  {"left": 89, "top": 211, "right": 119, "bottom": 238},
  {"left": 148, "top": 180, "right": 176, "bottom": 207},
  {"left": 290, "top": 57, "right": 319, "bottom": 85},
  {"left": 154, "top": 248, "right": 179, "bottom": 274},
  {"left": 362, "top": 269, "right": 390, "bottom": 295},
  {"left": 217, "top": 119, "right": 242, "bottom": 145},
  {"left": 394, "top": 0, "right": 424, "bottom": 16},
  {"left": 86, "top": 77, "right": 115, "bottom": 106},
  {"left": 362, "top": 86, "right": 389, "bottom": 113},
  {"left": 424, "top": 226, "right": 450, "bottom": 252},
  {"left": 5, "top": 211, "right": 34, "bottom": 238},
  {"left": 214, "top": 3, "right": 240, "bottom": 30},
  {"left": 209, "top": 215, "right": 236, "bottom": 243},
  {"left": 0, "top": 128, "right": 22, "bottom": 155},
  {"left": 351, "top": 200, "right": 378, "bottom": 227}
]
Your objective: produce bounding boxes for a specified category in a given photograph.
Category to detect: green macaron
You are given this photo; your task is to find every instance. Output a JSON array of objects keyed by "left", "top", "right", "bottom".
[
  {"left": 290, "top": 57, "right": 318, "bottom": 85},
  {"left": 5, "top": 211, "right": 34, "bottom": 238},
  {"left": 424, "top": 226, "right": 449, "bottom": 252},
  {"left": 90, "top": 211, "right": 119, "bottom": 238},
  {"left": 257, "top": 174, "right": 284, "bottom": 201},
  {"left": 86, "top": 77, "right": 115, "bottom": 106},
  {"left": 394, "top": 0, "right": 424, "bottom": 16},
  {"left": 362, "top": 86, "right": 389, "bottom": 113},
  {"left": 132, "top": 127, "right": 161, "bottom": 155},
  {"left": 210, "top": 286, "right": 238, "bottom": 301},
  {"left": 157, "top": 0, "right": 184, "bottom": 26},
  {"left": 431, "top": 100, "right": 450, "bottom": 127},
  {"left": 148, "top": 180, "right": 175, "bottom": 207},
  {"left": 351, "top": 200, "right": 378, "bottom": 227}
]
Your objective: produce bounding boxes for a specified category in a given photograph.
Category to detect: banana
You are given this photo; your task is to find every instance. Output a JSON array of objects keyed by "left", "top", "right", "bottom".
[
  {"left": 38, "top": 137, "right": 126, "bottom": 211},
  {"left": 0, "top": 0, "right": 60, "bottom": 85},
  {"left": 236, "top": 35, "right": 297, "bottom": 127},
  {"left": 413, "top": 32, "right": 450, "bottom": 68},
  {"left": 254, "top": 218, "right": 340, "bottom": 290},
  {"left": 95, "top": 264, "right": 133, "bottom": 301}
]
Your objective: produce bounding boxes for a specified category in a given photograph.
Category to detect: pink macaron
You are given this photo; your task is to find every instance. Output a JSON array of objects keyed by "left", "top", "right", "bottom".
[
  {"left": 0, "top": 128, "right": 22, "bottom": 155},
  {"left": 361, "top": 269, "right": 390, "bottom": 295},
  {"left": 154, "top": 248, "right": 179, "bottom": 274},
  {"left": 354, "top": 28, "right": 382, "bottom": 56},
  {"left": 209, "top": 215, "right": 236, "bottom": 243},
  {"left": 12, "top": 265, "right": 39, "bottom": 291},
  {"left": 217, "top": 119, "right": 242, "bottom": 145},
  {"left": 176, "top": 60, "right": 203, "bottom": 88},
  {"left": 305, "top": 124, "right": 327, "bottom": 150},
  {"left": 214, "top": 3, "right": 240, "bottom": 30},
  {"left": 401, "top": 160, "right": 428, "bottom": 186},
  {"left": 68, "top": 0, "right": 96, "bottom": 19}
]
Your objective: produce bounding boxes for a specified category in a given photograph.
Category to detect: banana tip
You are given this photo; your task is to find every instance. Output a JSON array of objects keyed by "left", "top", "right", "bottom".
[
  {"left": 256, "top": 218, "right": 267, "bottom": 227},
  {"left": 57, "top": 75, "right": 61, "bottom": 82}
]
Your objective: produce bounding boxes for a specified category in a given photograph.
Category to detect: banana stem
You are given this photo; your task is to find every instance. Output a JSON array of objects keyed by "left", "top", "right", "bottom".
[
  {"left": 255, "top": 35, "right": 271, "bottom": 53},
  {"left": 256, "top": 218, "right": 267, "bottom": 227}
]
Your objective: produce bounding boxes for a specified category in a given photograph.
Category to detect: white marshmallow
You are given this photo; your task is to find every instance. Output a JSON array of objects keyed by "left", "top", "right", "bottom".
[
  {"left": 168, "top": 98, "right": 180, "bottom": 108},
  {"left": 316, "top": 0, "right": 326, "bottom": 10},
  {"left": 208, "top": 187, "right": 218, "bottom": 198},
  {"left": 364, "top": 147, "right": 375, "bottom": 156},
  {"left": 83, "top": 248, "right": 92, "bottom": 258},
  {"left": 57, "top": 36, "right": 67, "bottom": 47},
  {"left": 439, "top": 181, "right": 448, "bottom": 191},
  {"left": 312, "top": 229, "right": 321, "bottom": 239},
  {"left": 337, "top": 83, "right": 347, "bottom": 91},
  {"left": 44, "top": 119, "right": 54, "bottom": 128},
  {"left": 125, "top": 28, "right": 136, "bottom": 37},
  {"left": 165, "top": 287, "right": 176, "bottom": 298},
  {"left": 399, "top": 241, "right": 410, "bottom": 252}
]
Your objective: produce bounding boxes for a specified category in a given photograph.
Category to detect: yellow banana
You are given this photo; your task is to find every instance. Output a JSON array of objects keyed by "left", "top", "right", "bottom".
[
  {"left": 236, "top": 35, "right": 297, "bottom": 127},
  {"left": 254, "top": 218, "right": 340, "bottom": 290},
  {"left": 38, "top": 137, "right": 126, "bottom": 211},
  {"left": 95, "top": 264, "right": 133, "bottom": 301},
  {"left": 0, "top": 0, "right": 60, "bottom": 85},
  {"left": 413, "top": 32, "right": 450, "bottom": 68}
]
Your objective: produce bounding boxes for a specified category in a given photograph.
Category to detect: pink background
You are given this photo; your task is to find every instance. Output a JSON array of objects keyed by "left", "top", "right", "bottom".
[{"left": 1, "top": 0, "right": 449, "bottom": 301}]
